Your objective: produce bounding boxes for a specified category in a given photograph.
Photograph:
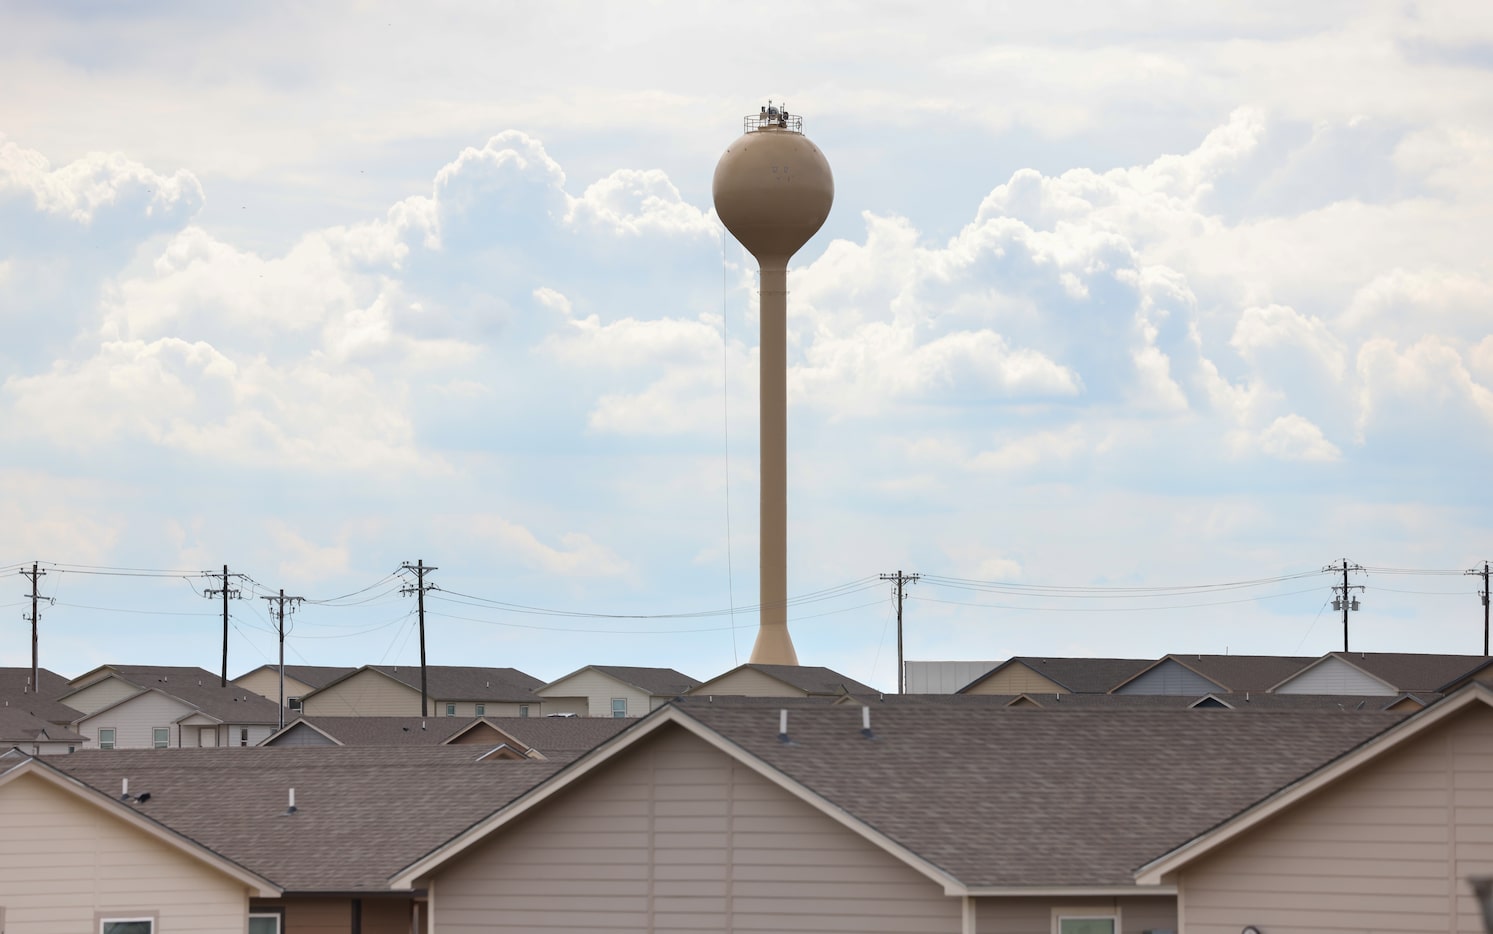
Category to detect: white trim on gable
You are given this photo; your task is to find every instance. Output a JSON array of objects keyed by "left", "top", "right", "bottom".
[
  {"left": 1266, "top": 653, "right": 1397, "bottom": 694},
  {"left": 0, "top": 756, "right": 281, "bottom": 896},
  {"left": 1135, "top": 682, "right": 1493, "bottom": 884},
  {"left": 260, "top": 718, "right": 344, "bottom": 747},
  {"left": 389, "top": 705, "right": 969, "bottom": 895}
]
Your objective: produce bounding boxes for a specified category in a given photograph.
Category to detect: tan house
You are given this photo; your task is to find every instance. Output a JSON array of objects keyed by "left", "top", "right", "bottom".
[
  {"left": 1138, "top": 683, "right": 1493, "bottom": 932},
  {"left": 688, "top": 663, "right": 879, "bottom": 698},
  {"left": 957, "top": 657, "right": 1152, "bottom": 695},
  {"left": 297, "top": 665, "right": 542, "bottom": 718},
  {"left": 534, "top": 664, "right": 699, "bottom": 717},
  {"left": 0, "top": 749, "right": 280, "bottom": 932},
  {"left": 7, "top": 686, "right": 1493, "bottom": 933},
  {"left": 232, "top": 664, "right": 358, "bottom": 712},
  {"left": 60, "top": 666, "right": 283, "bottom": 749}
]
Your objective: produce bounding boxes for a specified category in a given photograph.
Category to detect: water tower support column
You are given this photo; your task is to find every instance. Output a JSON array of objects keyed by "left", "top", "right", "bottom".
[{"left": 756, "top": 264, "right": 795, "bottom": 663}]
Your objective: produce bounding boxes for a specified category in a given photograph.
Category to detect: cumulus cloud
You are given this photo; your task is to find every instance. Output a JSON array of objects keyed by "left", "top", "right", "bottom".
[
  {"left": 1257, "top": 414, "right": 1341, "bottom": 463},
  {"left": 0, "top": 135, "right": 202, "bottom": 226},
  {"left": 462, "top": 514, "right": 630, "bottom": 577}
]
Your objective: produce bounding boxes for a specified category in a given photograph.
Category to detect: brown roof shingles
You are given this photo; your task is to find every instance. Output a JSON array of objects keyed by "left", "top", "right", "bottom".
[
  {"left": 52, "top": 747, "right": 561, "bottom": 892},
  {"left": 0, "top": 667, "right": 82, "bottom": 724},
  {"left": 588, "top": 666, "right": 699, "bottom": 696},
  {"left": 78, "top": 666, "right": 283, "bottom": 723},
  {"left": 1324, "top": 652, "right": 1486, "bottom": 693},
  {"left": 673, "top": 701, "right": 1405, "bottom": 887},
  {"left": 368, "top": 665, "right": 542, "bottom": 701}
]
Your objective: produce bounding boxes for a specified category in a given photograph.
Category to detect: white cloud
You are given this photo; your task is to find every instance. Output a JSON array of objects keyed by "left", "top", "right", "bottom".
[
  {"left": 1257, "top": 414, "right": 1341, "bottom": 463},
  {"left": 461, "top": 514, "right": 629, "bottom": 577},
  {"left": 0, "top": 135, "right": 202, "bottom": 225}
]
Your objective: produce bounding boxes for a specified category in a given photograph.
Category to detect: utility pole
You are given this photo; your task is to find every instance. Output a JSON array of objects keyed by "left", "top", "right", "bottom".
[
  {"left": 261, "top": 589, "right": 304, "bottom": 730},
  {"left": 1468, "top": 561, "right": 1491, "bottom": 656},
  {"left": 401, "top": 560, "right": 438, "bottom": 716},
  {"left": 20, "top": 563, "right": 47, "bottom": 696},
  {"left": 1323, "top": 559, "right": 1364, "bottom": 652},
  {"left": 880, "top": 570, "right": 920, "bottom": 694},
  {"left": 203, "top": 565, "right": 244, "bottom": 686}
]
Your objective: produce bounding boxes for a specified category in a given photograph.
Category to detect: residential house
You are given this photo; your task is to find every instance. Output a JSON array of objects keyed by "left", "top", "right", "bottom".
[
  {"left": 297, "top": 665, "right": 543, "bottom": 718},
  {"left": 1137, "top": 683, "right": 1493, "bottom": 932},
  {"left": 0, "top": 707, "right": 88, "bottom": 755},
  {"left": 956, "top": 657, "right": 1153, "bottom": 695},
  {"left": 1109, "top": 654, "right": 1315, "bottom": 695},
  {"left": 534, "top": 664, "right": 699, "bottom": 717},
  {"left": 232, "top": 664, "right": 358, "bottom": 712},
  {"left": 688, "top": 663, "right": 879, "bottom": 698},
  {"left": 260, "top": 715, "right": 630, "bottom": 761},
  {"left": 60, "top": 665, "right": 283, "bottom": 749},
  {"left": 0, "top": 666, "right": 84, "bottom": 726},
  {"left": 1270, "top": 651, "right": 1484, "bottom": 696},
  {"left": 7, "top": 685, "right": 1493, "bottom": 933}
]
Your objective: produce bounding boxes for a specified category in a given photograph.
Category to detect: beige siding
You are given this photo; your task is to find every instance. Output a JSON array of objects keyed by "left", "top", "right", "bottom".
[
  {"left": 537, "top": 671, "right": 652, "bottom": 717},
  {"left": 1274, "top": 658, "right": 1394, "bottom": 695},
  {"left": 301, "top": 672, "right": 421, "bottom": 716},
  {"left": 428, "top": 725, "right": 961, "bottom": 934},
  {"left": 234, "top": 669, "right": 317, "bottom": 705},
  {"left": 965, "top": 666, "right": 1066, "bottom": 696},
  {"left": 0, "top": 772, "right": 249, "bottom": 933},
  {"left": 63, "top": 679, "right": 140, "bottom": 715},
  {"left": 79, "top": 692, "right": 193, "bottom": 749},
  {"left": 1177, "top": 703, "right": 1493, "bottom": 933},
  {"left": 690, "top": 668, "right": 809, "bottom": 697},
  {"left": 437, "top": 701, "right": 528, "bottom": 719},
  {"left": 973, "top": 895, "right": 1175, "bottom": 934}
]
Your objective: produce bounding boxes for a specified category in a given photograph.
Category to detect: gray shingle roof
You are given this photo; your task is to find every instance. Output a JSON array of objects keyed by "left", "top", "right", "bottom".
[
  {"left": 711, "top": 664, "right": 880, "bottom": 696},
  {"left": 961, "top": 657, "right": 1154, "bottom": 694},
  {"left": 267, "top": 715, "right": 630, "bottom": 756},
  {"left": 587, "top": 666, "right": 699, "bottom": 696},
  {"left": 234, "top": 665, "right": 358, "bottom": 690},
  {"left": 0, "top": 667, "right": 82, "bottom": 723},
  {"left": 1324, "top": 652, "right": 1486, "bottom": 693},
  {"left": 65, "top": 666, "right": 283, "bottom": 724},
  {"left": 366, "top": 665, "right": 543, "bottom": 701},
  {"left": 0, "top": 707, "right": 87, "bottom": 744},
  {"left": 669, "top": 700, "right": 1405, "bottom": 886},
  {"left": 51, "top": 747, "right": 562, "bottom": 892},
  {"left": 1117, "top": 655, "right": 1316, "bottom": 693}
]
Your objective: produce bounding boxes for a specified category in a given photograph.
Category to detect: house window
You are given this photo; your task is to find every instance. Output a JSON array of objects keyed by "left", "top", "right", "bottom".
[
  {"left": 98, "top": 728, "right": 116, "bottom": 750},
  {"left": 100, "top": 917, "right": 155, "bottom": 934},
  {"left": 611, "top": 697, "right": 628, "bottom": 718},
  {"left": 248, "top": 911, "right": 283, "bottom": 934},
  {"left": 151, "top": 728, "right": 169, "bottom": 749},
  {"left": 475, "top": 703, "right": 485, "bottom": 716},
  {"left": 446, "top": 703, "right": 456, "bottom": 717},
  {"left": 239, "top": 728, "right": 249, "bottom": 747},
  {"left": 1054, "top": 912, "right": 1118, "bottom": 934},
  {"left": 288, "top": 696, "right": 302, "bottom": 711},
  {"left": 519, "top": 704, "right": 530, "bottom": 718}
]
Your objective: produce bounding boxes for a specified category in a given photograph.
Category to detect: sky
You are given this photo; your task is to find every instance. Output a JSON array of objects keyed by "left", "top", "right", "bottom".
[{"left": 3, "top": 1, "right": 1493, "bottom": 691}]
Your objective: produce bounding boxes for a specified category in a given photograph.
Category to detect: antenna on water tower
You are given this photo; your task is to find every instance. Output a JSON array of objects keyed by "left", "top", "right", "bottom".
[{"left": 713, "top": 101, "right": 834, "bottom": 665}]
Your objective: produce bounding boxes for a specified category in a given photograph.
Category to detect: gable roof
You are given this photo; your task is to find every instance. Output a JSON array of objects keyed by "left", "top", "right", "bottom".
[
  {"left": 958, "top": 657, "right": 1153, "bottom": 694},
  {"left": 50, "top": 746, "right": 562, "bottom": 892},
  {"left": 262, "top": 714, "right": 630, "bottom": 759},
  {"left": 0, "top": 751, "right": 279, "bottom": 896},
  {"left": 232, "top": 664, "right": 358, "bottom": 690},
  {"left": 1135, "top": 684, "right": 1493, "bottom": 884},
  {"left": 393, "top": 697, "right": 1405, "bottom": 892},
  {"left": 306, "top": 665, "right": 543, "bottom": 702},
  {"left": 1270, "top": 652, "right": 1487, "bottom": 694},
  {"left": 541, "top": 665, "right": 700, "bottom": 697},
  {"left": 693, "top": 663, "right": 880, "bottom": 697},
  {"left": 0, "top": 707, "right": 88, "bottom": 744},
  {"left": 64, "top": 669, "right": 283, "bottom": 725},
  {"left": 1111, "top": 654, "right": 1315, "bottom": 694},
  {"left": 0, "top": 667, "right": 84, "bottom": 723}
]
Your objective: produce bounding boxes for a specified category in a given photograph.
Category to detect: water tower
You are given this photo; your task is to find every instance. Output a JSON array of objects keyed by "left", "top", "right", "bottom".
[{"left": 713, "top": 102, "right": 834, "bottom": 665}]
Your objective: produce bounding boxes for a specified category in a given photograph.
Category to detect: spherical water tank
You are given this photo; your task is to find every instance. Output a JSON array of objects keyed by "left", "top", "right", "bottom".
[{"left": 713, "top": 124, "right": 833, "bottom": 265}]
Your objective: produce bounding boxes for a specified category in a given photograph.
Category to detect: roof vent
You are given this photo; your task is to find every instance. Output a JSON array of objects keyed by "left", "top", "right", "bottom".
[
  {"left": 777, "top": 709, "right": 790, "bottom": 744},
  {"left": 860, "top": 706, "right": 874, "bottom": 740},
  {"left": 285, "top": 788, "right": 297, "bottom": 816}
]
